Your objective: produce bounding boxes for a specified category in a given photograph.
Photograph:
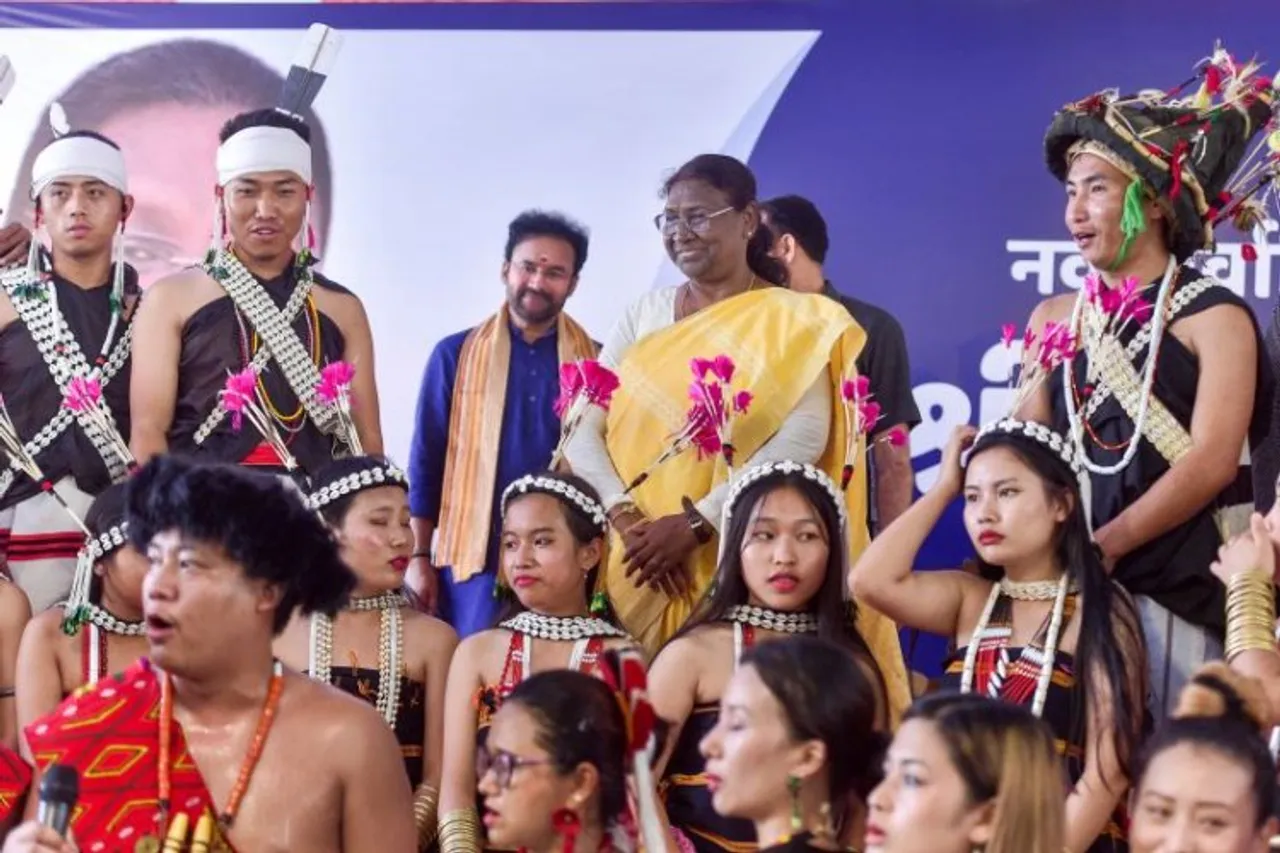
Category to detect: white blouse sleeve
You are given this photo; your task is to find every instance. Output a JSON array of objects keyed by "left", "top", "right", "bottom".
[{"left": 563, "top": 302, "right": 640, "bottom": 511}]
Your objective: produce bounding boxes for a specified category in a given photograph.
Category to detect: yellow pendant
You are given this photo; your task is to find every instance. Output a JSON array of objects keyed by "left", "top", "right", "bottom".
[
  {"left": 134, "top": 836, "right": 161, "bottom": 853},
  {"left": 1268, "top": 129, "right": 1280, "bottom": 154}
]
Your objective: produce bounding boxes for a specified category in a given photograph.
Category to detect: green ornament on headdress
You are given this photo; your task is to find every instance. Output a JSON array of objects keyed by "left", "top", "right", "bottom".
[{"left": 1106, "top": 179, "right": 1149, "bottom": 271}]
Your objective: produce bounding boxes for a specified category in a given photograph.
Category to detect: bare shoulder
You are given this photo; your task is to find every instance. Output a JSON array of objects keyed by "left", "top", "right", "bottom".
[
  {"left": 141, "top": 268, "right": 223, "bottom": 319},
  {"left": 312, "top": 280, "right": 368, "bottom": 328},
  {"left": 281, "top": 672, "right": 392, "bottom": 737},
  {"left": 403, "top": 611, "right": 459, "bottom": 665},
  {"left": 403, "top": 611, "right": 458, "bottom": 646},
  {"left": 0, "top": 583, "right": 32, "bottom": 627},
  {"left": 453, "top": 628, "right": 508, "bottom": 679},
  {"left": 653, "top": 625, "right": 725, "bottom": 672},
  {"left": 22, "top": 606, "right": 60, "bottom": 643}
]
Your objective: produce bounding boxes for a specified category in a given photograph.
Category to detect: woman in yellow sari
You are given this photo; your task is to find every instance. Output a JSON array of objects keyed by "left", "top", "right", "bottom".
[{"left": 565, "top": 154, "right": 908, "bottom": 714}]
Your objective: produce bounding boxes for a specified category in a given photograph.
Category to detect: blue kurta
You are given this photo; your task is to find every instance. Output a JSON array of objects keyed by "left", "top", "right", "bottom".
[{"left": 408, "top": 320, "right": 562, "bottom": 637}]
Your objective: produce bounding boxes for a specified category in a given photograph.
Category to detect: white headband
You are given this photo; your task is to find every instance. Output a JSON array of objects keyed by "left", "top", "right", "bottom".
[
  {"left": 722, "top": 460, "right": 847, "bottom": 532},
  {"left": 31, "top": 135, "right": 128, "bottom": 199},
  {"left": 308, "top": 463, "right": 408, "bottom": 512},
  {"left": 215, "top": 124, "right": 312, "bottom": 187},
  {"left": 501, "top": 475, "right": 608, "bottom": 533}
]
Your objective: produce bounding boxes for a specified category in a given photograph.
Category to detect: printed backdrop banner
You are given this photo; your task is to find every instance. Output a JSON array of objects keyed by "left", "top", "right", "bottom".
[{"left": 2, "top": 0, "right": 1278, "bottom": 672}]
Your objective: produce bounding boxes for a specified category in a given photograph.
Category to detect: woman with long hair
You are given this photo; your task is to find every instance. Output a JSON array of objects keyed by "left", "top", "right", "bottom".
[
  {"left": 1128, "top": 663, "right": 1278, "bottom": 853},
  {"left": 275, "top": 455, "right": 458, "bottom": 850},
  {"left": 438, "top": 470, "right": 636, "bottom": 853},
  {"left": 564, "top": 154, "right": 906, "bottom": 705},
  {"left": 650, "top": 460, "right": 888, "bottom": 853},
  {"left": 15, "top": 482, "right": 144, "bottom": 748},
  {"left": 868, "top": 692, "right": 1066, "bottom": 853},
  {"left": 852, "top": 419, "right": 1146, "bottom": 853},
  {"left": 698, "top": 635, "right": 885, "bottom": 853}
]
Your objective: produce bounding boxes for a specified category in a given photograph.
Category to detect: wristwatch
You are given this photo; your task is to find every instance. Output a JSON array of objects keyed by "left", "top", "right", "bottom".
[{"left": 681, "top": 497, "right": 713, "bottom": 545}]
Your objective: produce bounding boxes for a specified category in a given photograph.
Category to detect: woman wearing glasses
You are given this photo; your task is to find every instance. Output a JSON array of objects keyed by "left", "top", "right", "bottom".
[
  {"left": 437, "top": 471, "right": 637, "bottom": 853},
  {"left": 564, "top": 155, "right": 907, "bottom": 698},
  {"left": 477, "top": 654, "right": 671, "bottom": 853}
]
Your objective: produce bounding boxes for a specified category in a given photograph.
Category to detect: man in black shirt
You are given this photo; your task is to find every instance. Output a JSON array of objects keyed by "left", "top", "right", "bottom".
[
  {"left": 0, "top": 128, "right": 138, "bottom": 610},
  {"left": 762, "top": 194, "right": 920, "bottom": 532}
]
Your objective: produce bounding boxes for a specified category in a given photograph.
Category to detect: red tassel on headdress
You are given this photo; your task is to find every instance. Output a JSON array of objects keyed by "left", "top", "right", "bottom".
[
  {"left": 1205, "top": 64, "right": 1223, "bottom": 97},
  {"left": 1168, "top": 139, "right": 1189, "bottom": 200},
  {"left": 552, "top": 808, "right": 581, "bottom": 853},
  {"left": 1243, "top": 244, "right": 1259, "bottom": 263}
]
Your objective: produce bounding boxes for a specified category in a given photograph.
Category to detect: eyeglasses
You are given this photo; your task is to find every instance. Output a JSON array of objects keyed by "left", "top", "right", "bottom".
[
  {"left": 653, "top": 206, "right": 734, "bottom": 236},
  {"left": 476, "top": 746, "right": 554, "bottom": 790}
]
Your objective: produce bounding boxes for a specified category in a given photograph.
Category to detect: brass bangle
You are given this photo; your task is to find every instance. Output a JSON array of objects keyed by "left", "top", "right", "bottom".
[
  {"left": 438, "top": 807, "right": 483, "bottom": 853},
  {"left": 1225, "top": 571, "right": 1277, "bottom": 662},
  {"left": 413, "top": 784, "right": 440, "bottom": 852}
]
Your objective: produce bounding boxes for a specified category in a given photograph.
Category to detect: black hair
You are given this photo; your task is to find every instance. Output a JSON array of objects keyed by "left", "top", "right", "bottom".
[
  {"left": 58, "top": 130, "right": 123, "bottom": 151},
  {"left": 311, "top": 455, "right": 408, "bottom": 528},
  {"left": 662, "top": 154, "right": 788, "bottom": 287},
  {"left": 504, "top": 210, "right": 591, "bottom": 277},
  {"left": 760, "top": 195, "right": 829, "bottom": 265},
  {"left": 85, "top": 481, "right": 128, "bottom": 540},
  {"left": 125, "top": 455, "right": 355, "bottom": 633},
  {"left": 668, "top": 470, "right": 886, "bottom": 716},
  {"left": 965, "top": 431, "right": 1147, "bottom": 784},
  {"left": 740, "top": 636, "right": 887, "bottom": 808},
  {"left": 494, "top": 470, "right": 613, "bottom": 623},
  {"left": 4, "top": 39, "right": 333, "bottom": 243},
  {"left": 505, "top": 667, "right": 631, "bottom": 824},
  {"left": 1134, "top": 667, "right": 1279, "bottom": 828},
  {"left": 218, "top": 107, "right": 312, "bottom": 146},
  {"left": 84, "top": 481, "right": 130, "bottom": 604}
]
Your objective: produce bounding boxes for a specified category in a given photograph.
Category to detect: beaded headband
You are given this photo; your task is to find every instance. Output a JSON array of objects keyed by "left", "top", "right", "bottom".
[
  {"left": 501, "top": 475, "right": 609, "bottom": 534},
  {"left": 308, "top": 462, "right": 408, "bottom": 511},
  {"left": 964, "top": 418, "right": 1095, "bottom": 540},
  {"left": 722, "top": 460, "right": 848, "bottom": 532},
  {"left": 965, "top": 418, "right": 1083, "bottom": 478},
  {"left": 63, "top": 521, "right": 129, "bottom": 633}
]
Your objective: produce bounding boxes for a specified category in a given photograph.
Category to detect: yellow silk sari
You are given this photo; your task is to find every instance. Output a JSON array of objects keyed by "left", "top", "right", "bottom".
[{"left": 603, "top": 287, "right": 910, "bottom": 717}]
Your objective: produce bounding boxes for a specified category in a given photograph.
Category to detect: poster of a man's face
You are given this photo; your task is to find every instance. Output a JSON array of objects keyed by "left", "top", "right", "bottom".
[{"left": 4, "top": 39, "right": 331, "bottom": 288}]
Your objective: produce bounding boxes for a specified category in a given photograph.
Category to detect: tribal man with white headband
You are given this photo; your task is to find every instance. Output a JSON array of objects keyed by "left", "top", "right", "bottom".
[
  {"left": 130, "top": 28, "right": 382, "bottom": 476},
  {"left": 0, "top": 118, "right": 139, "bottom": 613}
]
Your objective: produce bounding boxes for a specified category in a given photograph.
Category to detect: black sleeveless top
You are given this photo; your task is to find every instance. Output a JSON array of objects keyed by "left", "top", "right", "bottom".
[
  {"left": 168, "top": 261, "right": 348, "bottom": 476},
  {"left": 325, "top": 666, "right": 427, "bottom": 789},
  {"left": 0, "top": 263, "right": 138, "bottom": 510},
  {"left": 1048, "top": 269, "right": 1273, "bottom": 634}
]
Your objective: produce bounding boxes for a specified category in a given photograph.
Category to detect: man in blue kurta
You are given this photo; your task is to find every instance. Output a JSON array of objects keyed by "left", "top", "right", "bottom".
[{"left": 407, "top": 210, "right": 597, "bottom": 636}]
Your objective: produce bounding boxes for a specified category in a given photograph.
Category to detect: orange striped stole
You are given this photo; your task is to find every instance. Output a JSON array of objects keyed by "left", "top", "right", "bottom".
[{"left": 435, "top": 306, "right": 596, "bottom": 581}]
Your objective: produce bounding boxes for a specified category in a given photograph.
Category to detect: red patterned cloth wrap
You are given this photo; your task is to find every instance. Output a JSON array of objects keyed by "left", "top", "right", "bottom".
[
  {"left": 24, "top": 658, "right": 236, "bottom": 852},
  {"left": 0, "top": 742, "right": 32, "bottom": 825}
]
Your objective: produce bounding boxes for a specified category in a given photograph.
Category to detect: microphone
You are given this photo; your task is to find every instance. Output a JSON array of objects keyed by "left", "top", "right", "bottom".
[{"left": 37, "top": 764, "right": 78, "bottom": 838}]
